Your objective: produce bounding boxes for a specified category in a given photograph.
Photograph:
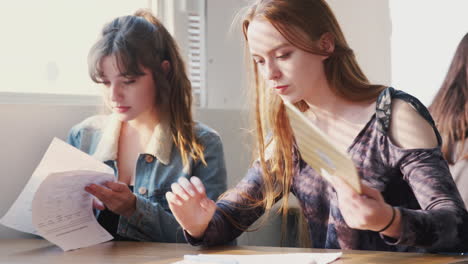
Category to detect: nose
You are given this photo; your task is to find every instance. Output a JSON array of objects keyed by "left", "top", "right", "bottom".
[
  {"left": 109, "top": 83, "right": 123, "bottom": 102},
  {"left": 265, "top": 60, "right": 281, "bottom": 81}
]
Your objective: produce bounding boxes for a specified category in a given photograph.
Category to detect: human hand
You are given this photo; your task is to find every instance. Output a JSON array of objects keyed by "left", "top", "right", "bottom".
[
  {"left": 166, "top": 176, "right": 216, "bottom": 239},
  {"left": 85, "top": 181, "right": 136, "bottom": 218},
  {"left": 92, "top": 198, "right": 105, "bottom": 211},
  {"left": 327, "top": 172, "right": 400, "bottom": 237}
]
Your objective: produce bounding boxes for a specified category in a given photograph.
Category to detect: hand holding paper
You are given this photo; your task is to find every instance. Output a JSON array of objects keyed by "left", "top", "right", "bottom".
[
  {"left": 327, "top": 170, "right": 398, "bottom": 233},
  {"left": 85, "top": 181, "right": 136, "bottom": 218},
  {"left": 0, "top": 138, "right": 116, "bottom": 251},
  {"left": 32, "top": 170, "right": 114, "bottom": 251}
]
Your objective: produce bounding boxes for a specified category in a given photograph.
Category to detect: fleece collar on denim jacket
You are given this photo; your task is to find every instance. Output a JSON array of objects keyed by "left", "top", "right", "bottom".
[{"left": 92, "top": 114, "right": 173, "bottom": 165}]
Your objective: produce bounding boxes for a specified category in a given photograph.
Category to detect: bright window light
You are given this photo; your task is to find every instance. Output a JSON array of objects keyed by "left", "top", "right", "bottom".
[
  {"left": 390, "top": 0, "right": 468, "bottom": 106},
  {"left": 0, "top": 0, "right": 150, "bottom": 96}
]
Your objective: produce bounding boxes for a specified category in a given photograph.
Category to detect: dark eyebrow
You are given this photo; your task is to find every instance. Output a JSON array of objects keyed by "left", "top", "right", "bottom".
[
  {"left": 251, "top": 43, "right": 292, "bottom": 57},
  {"left": 98, "top": 71, "right": 146, "bottom": 80},
  {"left": 120, "top": 71, "right": 146, "bottom": 78}
]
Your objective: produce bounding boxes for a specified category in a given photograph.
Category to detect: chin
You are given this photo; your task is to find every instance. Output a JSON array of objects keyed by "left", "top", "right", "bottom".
[
  {"left": 280, "top": 95, "right": 302, "bottom": 104},
  {"left": 114, "top": 113, "right": 134, "bottom": 122}
]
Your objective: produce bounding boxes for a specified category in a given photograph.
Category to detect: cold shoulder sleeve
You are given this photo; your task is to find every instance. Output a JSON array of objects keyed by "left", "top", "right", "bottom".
[
  {"left": 383, "top": 143, "right": 468, "bottom": 251},
  {"left": 378, "top": 89, "right": 468, "bottom": 252}
]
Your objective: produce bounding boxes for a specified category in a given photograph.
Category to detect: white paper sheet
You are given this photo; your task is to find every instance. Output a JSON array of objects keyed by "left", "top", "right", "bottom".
[
  {"left": 32, "top": 170, "right": 114, "bottom": 251},
  {"left": 175, "top": 252, "right": 342, "bottom": 264},
  {"left": 0, "top": 137, "right": 115, "bottom": 250}
]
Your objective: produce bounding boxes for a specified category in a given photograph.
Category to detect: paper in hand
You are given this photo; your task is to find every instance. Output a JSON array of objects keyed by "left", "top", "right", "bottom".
[
  {"left": 0, "top": 137, "right": 115, "bottom": 250},
  {"left": 32, "top": 170, "right": 114, "bottom": 251},
  {"left": 284, "top": 101, "right": 361, "bottom": 193}
]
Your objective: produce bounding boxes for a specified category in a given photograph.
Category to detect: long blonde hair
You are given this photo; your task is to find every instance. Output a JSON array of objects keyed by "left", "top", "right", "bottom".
[
  {"left": 88, "top": 9, "right": 206, "bottom": 168},
  {"left": 238, "top": 0, "right": 384, "bottom": 243}
]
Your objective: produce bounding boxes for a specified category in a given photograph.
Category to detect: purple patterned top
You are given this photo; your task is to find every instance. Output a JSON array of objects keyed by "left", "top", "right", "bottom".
[{"left": 187, "top": 87, "right": 468, "bottom": 252}]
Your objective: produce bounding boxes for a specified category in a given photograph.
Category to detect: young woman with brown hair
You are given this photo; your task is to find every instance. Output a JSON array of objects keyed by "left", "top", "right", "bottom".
[
  {"left": 430, "top": 32, "right": 468, "bottom": 207},
  {"left": 67, "top": 9, "right": 227, "bottom": 242},
  {"left": 166, "top": 0, "right": 468, "bottom": 252}
]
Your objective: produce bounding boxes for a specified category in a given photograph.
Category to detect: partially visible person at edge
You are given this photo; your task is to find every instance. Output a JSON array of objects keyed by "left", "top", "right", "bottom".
[
  {"left": 429, "top": 32, "right": 468, "bottom": 208},
  {"left": 67, "top": 9, "right": 227, "bottom": 242},
  {"left": 166, "top": 0, "right": 468, "bottom": 253}
]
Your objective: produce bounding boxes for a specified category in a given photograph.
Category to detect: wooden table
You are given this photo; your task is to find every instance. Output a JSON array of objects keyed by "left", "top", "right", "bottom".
[{"left": 0, "top": 239, "right": 467, "bottom": 264}]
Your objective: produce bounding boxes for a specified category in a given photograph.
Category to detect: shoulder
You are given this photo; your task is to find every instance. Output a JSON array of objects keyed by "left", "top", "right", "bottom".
[
  {"left": 192, "top": 122, "right": 225, "bottom": 163},
  {"left": 193, "top": 121, "right": 222, "bottom": 143},
  {"left": 70, "top": 115, "right": 109, "bottom": 132},
  {"left": 389, "top": 98, "right": 438, "bottom": 149},
  {"left": 68, "top": 115, "right": 110, "bottom": 138}
]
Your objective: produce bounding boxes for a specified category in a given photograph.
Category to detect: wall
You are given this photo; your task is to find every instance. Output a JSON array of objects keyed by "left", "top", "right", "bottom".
[
  {"left": 327, "top": 0, "right": 391, "bottom": 85},
  {"left": 390, "top": 1, "right": 468, "bottom": 106},
  {"left": 205, "top": 0, "right": 248, "bottom": 109}
]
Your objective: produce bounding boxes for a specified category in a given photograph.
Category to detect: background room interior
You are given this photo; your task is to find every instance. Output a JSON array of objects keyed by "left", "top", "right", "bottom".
[{"left": 1, "top": 0, "right": 467, "bottom": 246}]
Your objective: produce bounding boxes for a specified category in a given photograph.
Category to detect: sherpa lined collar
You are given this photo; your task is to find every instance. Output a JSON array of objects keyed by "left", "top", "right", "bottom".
[{"left": 92, "top": 114, "right": 173, "bottom": 165}]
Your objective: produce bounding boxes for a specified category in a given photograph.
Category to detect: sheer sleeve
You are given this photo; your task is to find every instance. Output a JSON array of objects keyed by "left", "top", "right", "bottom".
[
  {"left": 186, "top": 160, "right": 267, "bottom": 246},
  {"left": 382, "top": 140, "right": 468, "bottom": 252}
]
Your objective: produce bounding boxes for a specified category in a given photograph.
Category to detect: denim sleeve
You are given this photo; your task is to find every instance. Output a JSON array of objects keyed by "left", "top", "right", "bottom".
[
  {"left": 117, "top": 132, "right": 228, "bottom": 242},
  {"left": 193, "top": 132, "right": 227, "bottom": 201},
  {"left": 66, "top": 124, "right": 82, "bottom": 148},
  {"left": 119, "top": 195, "right": 187, "bottom": 242}
]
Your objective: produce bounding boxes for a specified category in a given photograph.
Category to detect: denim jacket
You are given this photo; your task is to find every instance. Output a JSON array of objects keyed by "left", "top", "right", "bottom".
[{"left": 67, "top": 114, "right": 227, "bottom": 242}]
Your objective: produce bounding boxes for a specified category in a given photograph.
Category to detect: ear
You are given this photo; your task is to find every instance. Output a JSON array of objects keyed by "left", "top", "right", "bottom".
[
  {"left": 161, "top": 60, "right": 171, "bottom": 76},
  {"left": 318, "top": 32, "right": 335, "bottom": 57}
]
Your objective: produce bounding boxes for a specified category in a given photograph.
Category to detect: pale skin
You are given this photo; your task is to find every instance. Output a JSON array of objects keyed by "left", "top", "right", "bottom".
[
  {"left": 85, "top": 55, "right": 171, "bottom": 218},
  {"left": 166, "top": 18, "right": 438, "bottom": 240},
  {"left": 166, "top": 177, "right": 216, "bottom": 238}
]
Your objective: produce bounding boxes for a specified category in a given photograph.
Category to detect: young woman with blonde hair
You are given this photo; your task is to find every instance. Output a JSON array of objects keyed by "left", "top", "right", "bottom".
[
  {"left": 167, "top": 0, "right": 468, "bottom": 252},
  {"left": 68, "top": 9, "right": 227, "bottom": 242}
]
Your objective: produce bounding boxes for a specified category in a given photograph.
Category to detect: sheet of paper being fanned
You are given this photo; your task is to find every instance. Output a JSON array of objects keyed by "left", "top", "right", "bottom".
[{"left": 284, "top": 101, "right": 361, "bottom": 193}]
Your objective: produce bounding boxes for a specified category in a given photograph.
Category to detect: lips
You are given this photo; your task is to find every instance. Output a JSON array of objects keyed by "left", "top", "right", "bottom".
[
  {"left": 114, "top": 106, "right": 131, "bottom": 113},
  {"left": 274, "top": 85, "right": 289, "bottom": 94}
]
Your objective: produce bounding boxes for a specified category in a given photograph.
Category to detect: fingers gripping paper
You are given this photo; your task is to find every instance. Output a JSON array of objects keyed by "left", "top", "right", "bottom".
[{"left": 284, "top": 102, "right": 362, "bottom": 194}]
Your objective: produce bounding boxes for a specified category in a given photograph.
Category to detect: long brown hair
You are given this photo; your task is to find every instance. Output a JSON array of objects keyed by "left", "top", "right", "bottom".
[
  {"left": 88, "top": 9, "right": 206, "bottom": 167},
  {"left": 236, "top": 0, "right": 384, "bottom": 241},
  {"left": 429, "top": 33, "right": 468, "bottom": 164}
]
